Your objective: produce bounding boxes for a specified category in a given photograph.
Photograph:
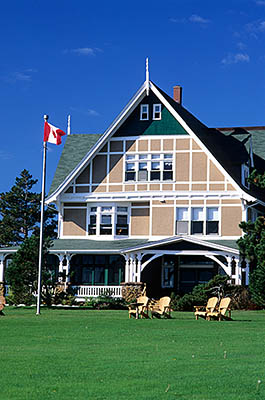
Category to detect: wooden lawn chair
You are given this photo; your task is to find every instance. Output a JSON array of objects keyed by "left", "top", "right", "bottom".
[
  {"left": 150, "top": 296, "right": 172, "bottom": 319},
  {"left": 206, "top": 297, "right": 232, "bottom": 321},
  {"left": 194, "top": 297, "right": 218, "bottom": 320},
  {"left": 0, "top": 295, "right": 6, "bottom": 316},
  {"left": 128, "top": 296, "right": 149, "bottom": 319}
]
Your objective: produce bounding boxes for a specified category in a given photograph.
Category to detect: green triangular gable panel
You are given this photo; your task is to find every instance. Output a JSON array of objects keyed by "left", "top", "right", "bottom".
[{"left": 114, "top": 92, "right": 188, "bottom": 137}]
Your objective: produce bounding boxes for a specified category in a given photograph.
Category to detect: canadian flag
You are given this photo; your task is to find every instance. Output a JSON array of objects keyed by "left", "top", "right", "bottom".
[{"left": 43, "top": 121, "right": 66, "bottom": 145}]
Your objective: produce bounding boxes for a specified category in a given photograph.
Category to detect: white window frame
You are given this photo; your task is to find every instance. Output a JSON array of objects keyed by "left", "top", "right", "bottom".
[
  {"left": 176, "top": 206, "right": 220, "bottom": 236},
  {"left": 140, "top": 104, "right": 149, "bottom": 120},
  {"left": 87, "top": 204, "right": 129, "bottom": 237},
  {"left": 153, "top": 104, "right": 162, "bottom": 120},
  {"left": 124, "top": 153, "right": 173, "bottom": 182},
  {"left": 161, "top": 259, "right": 175, "bottom": 288}
]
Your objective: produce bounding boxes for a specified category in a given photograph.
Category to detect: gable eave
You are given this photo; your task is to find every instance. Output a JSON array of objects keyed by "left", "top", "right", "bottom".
[
  {"left": 149, "top": 82, "right": 257, "bottom": 203},
  {"left": 46, "top": 82, "right": 149, "bottom": 203}
]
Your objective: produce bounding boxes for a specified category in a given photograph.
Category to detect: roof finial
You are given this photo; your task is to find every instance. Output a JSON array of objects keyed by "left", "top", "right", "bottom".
[
  {"left": 67, "top": 114, "right": 71, "bottom": 135},
  {"left": 145, "top": 57, "right": 150, "bottom": 96}
]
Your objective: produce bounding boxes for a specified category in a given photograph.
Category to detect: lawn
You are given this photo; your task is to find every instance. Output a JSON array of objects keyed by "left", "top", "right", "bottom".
[{"left": 0, "top": 308, "right": 265, "bottom": 400}]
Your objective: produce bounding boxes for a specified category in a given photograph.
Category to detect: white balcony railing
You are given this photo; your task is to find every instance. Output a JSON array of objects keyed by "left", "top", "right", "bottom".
[{"left": 72, "top": 285, "right": 122, "bottom": 299}]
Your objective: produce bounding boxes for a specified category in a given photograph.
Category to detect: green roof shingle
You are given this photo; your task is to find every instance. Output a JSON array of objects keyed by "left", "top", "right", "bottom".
[{"left": 48, "top": 134, "right": 102, "bottom": 196}]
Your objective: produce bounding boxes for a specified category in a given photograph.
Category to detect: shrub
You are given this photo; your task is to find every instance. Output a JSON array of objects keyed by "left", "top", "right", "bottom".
[{"left": 86, "top": 295, "right": 127, "bottom": 310}]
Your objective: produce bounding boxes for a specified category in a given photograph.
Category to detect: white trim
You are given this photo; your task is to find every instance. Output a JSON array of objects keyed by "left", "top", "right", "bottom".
[
  {"left": 46, "top": 82, "right": 148, "bottom": 203},
  {"left": 153, "top": 104, "right": 162, "bottom": 120},
  {"left": 149, "top": 82, "right": 256, "bottom": 203},
  {"left": 47, "top": 80, "right": 257, "bottom": 204}
]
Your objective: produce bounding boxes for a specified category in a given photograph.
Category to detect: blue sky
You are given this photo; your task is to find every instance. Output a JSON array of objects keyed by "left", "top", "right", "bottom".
[{"left": 1, "top": 0, "right": 265, "bottom": 193}]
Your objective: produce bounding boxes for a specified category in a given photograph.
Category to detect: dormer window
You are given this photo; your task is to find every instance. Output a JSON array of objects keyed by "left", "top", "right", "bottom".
[
  {"left": 241, "top": 164, "right": 250, "bottom": 189},
  {"left": 140, "top": 104, "right": 149, "bottom": 120},
  {"left": 153, "top": 104, "right": 161, "bottom": 120}
]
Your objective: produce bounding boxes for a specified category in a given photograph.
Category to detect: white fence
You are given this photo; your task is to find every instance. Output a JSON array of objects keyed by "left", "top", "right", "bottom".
[{"left": 72, "top": 285, "right": 122, "bottom": 299}]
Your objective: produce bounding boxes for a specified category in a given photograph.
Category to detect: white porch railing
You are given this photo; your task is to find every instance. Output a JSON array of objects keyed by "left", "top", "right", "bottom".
[{"left": 72, "top": 285, "right": 122, "bottom": 299}]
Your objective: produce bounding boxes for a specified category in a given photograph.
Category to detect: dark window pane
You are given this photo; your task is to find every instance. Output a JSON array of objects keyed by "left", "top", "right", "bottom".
[
  {"left": 90, "top": 215, "right": 96, "bottom": 225},
  {"left": 125, "top": 171, "right": 136, "bottom": 181},
  {"left": 116, "top": 225, "right": 128, "bottom": 235},
  {"left": 180, "top": 269, "right": 196, "bottom": 282},
  {"left": 117, "top": 215, "right": 127, "bottom": 225},
  {"left": 164, "top": 161, "right": 172, "bottom": 170},
  {"left": 100, "top": 225, "right": 112, "bottom": 235},
  {"left": 95, "top": 255, "right": 106, "bottom": 265},
  {"left": 191, "top": 221, "right": 203, "bottom": 234},
  {"left": 163, "top": 171, "right": 173, "bottom": 180},
  {"left": 206, "top": 221, "right": 219, "bottom": 235},
  {"left": 82, "top": 267, "right": 93, "bottom": 284},
  {"left": 151, "top": 171, "right": 160, "bottom": 180},
  {"left": 94, "top": 267, "right": 104, "bottom": 284},
  {"left": 198, "top": 270, "right": 213, "bottom": 283}
]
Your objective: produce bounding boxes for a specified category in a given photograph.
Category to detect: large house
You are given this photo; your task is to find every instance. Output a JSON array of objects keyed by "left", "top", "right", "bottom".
[{"left": 1, "top": 66, "right": 265, "bottom": 300}]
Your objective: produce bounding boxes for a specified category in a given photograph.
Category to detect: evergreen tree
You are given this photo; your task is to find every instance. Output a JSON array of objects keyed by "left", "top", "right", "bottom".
[
  {"left": 5, "top": 236, "right": 56, "bottom": 305},
  {"left": 238, "top": 170, "right": 265, "bottom": 307},
  {"left": 0, "top": 169, "right": 57, "bottom": 246}
]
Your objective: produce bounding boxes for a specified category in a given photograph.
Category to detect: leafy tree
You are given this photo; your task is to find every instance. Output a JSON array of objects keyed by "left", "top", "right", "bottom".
[
  {"left": 238, "top": 170, "right": 265, "bottom": 307},
  {"left": 0, "top": 169, "right": 57, "bottom": 246}
]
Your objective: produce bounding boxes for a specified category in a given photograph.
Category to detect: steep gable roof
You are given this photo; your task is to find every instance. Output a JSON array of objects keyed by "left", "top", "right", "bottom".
[
  {"left": 46, "top": 79, "right": 261, "bottom": 203},
  {"left": 48, "top": 134, "right": 102, "bottom": 196}
]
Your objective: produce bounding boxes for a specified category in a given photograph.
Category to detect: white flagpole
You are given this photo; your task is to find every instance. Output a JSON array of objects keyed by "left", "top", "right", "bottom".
[{"left": 36, "top": 114, "right": 48, "bottom": 315}]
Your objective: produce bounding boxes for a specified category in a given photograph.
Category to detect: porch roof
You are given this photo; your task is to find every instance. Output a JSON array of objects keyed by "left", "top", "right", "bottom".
[
  {"left": 49, "top": 238, "right": 149, "bottom": 253},
  {"left": 120, "top": 236, "right": 240, "bottom": 255}
]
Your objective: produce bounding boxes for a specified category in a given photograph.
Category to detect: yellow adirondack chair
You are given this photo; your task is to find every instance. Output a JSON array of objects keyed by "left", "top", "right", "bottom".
[
  {"left": 206, "top": 297, "right": 232, "bottom": 321},
  {"left": 150, "top": 296, "right": 172, "bottom": 319},
  {"left": 194, "top": 297, "right": 218, "bottom": 320},
  {"left": 128, "top": 296, "right": 149, "bottom": 319},
  {"left": 0, "top": 295, "right": 6, "bottom": 316}
]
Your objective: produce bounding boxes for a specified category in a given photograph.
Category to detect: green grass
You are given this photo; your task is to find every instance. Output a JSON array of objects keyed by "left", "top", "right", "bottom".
[{"left": 1, "top": 308, "right": 265, "bottom": 400}]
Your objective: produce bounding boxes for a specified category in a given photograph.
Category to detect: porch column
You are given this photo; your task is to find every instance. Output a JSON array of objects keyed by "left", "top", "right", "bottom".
[
  {"left": 130, "top": 255, "right": 137, "bottom": 282},
  {"left": 56, "top": 254, "right": 64, "bottom": 283},
  {"left": 235, "top": 258, "right": 240, "bottom": 285},
  {"left": 245, "top": 262, "right": 250, "bottom": 285},
  {"left": 124, "top": 255, "right": 130, "bottom": 283},
  {"left": 136, "top": 253, "right": 143, "bottom": 283},
  {"left": 65, "top": 254, "right": 71, "bottom": 284},
  {"left": 0, "top": 254, "right": 4, "bottom": 283}
]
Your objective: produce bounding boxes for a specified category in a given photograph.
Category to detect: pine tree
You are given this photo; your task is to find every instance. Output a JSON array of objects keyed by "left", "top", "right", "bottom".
[
  {"left": 0, "top": 169, "right": 57, "bottom": 246},
  {"left": 5, "top": 235, "right": 55, "bottom": 305}
]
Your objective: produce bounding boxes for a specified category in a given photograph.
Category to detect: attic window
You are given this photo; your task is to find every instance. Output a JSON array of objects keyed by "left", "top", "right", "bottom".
[
  {"left": 140, "top": 104, "right": 149, "bottom": 120},
  {"left": 241, "top": 164, "right": 250, "bottom": 189},
  {"left": 153, "top": 104, "right": 161, "bottom": 120}
]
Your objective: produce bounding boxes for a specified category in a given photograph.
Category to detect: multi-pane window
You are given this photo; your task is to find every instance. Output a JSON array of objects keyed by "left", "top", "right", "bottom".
[
  {"left": 88, "top": 205, "right": 129, "bottom": 236},
  {"left": 125, "top": 153, "right": 173, "bottom": 182},
  {"left": 153, "top": 104, "right": 162, "bottom": 120},
  {"left": 176, "top": 207, "right": 219, "bottom": 236},
  {"left": 140, "top": 104, "right": 149, "bottom": 120}
]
